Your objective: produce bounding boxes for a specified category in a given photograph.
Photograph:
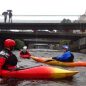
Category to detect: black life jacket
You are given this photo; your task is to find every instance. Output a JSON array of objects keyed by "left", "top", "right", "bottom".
[
  {"left": 67, "top": 53, "right": 74, "bottom": 62},
  {"left": 0, "top": 48, "right": 18, "bottom": 68}
]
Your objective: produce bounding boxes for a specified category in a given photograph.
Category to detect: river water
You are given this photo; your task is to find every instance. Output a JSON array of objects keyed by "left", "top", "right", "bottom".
[{"left": 0, "top": 49, "right": 86, "bottom": 86}]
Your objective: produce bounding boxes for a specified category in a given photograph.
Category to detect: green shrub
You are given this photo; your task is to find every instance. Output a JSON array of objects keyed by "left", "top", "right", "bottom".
[{"left": 14, "top": 39, "right": 25, "bottom": 50}]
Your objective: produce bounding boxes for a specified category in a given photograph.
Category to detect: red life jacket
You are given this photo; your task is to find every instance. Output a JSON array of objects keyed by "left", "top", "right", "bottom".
[{"left": 20, "top": 50, "right": 31, "bottom": 59}]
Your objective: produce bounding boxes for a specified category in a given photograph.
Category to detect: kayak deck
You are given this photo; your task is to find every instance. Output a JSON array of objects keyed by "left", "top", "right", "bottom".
[
  {"left": 31, "top": 56, "right": 86, "bottom": 67},
  {"left": 1, "top": 66, "right": 78, "bottom": 79}
]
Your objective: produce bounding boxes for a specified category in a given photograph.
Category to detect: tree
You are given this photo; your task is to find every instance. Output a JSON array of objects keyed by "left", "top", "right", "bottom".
[
  {"left": 14, "top": 39, "right": 25, "bottom": 50},
  {"left": 59, "top": 40, "right": 71, "bottom": 45},
  {"left": 61, "top": 18, "right": 72, "bottom": 23}
]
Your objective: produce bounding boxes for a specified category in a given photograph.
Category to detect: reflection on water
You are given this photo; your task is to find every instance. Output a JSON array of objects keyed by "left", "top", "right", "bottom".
[{"left": 0, "top": 50, "right": 86, "bottom": 86}]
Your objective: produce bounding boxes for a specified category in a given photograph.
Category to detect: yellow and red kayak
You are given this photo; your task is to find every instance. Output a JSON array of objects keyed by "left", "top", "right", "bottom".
[
  {"left": 1, "top": 66, "right": 78, "bottom": 79},
  {"left": 31, "top": 56, "right": 86, "bottom": 67}
]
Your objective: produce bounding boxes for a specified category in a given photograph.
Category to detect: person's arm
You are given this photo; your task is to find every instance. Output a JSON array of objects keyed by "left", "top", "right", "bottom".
[{"left": 0, "top": 57, "right": 6, "bottom": 74}]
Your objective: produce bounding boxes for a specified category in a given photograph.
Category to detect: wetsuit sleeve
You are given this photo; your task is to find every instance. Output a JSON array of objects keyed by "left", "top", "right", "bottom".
[{"left": 0, "top": 57, "right": 6, "bottom": 69}]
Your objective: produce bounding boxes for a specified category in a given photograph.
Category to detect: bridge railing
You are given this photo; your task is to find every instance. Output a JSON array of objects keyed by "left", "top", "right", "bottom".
[
  {"left": 0, "top": 29, "right": 86, "bottom": 35},
  {"left": 0, "top": 15, "right": 82, "bottom": 23}
]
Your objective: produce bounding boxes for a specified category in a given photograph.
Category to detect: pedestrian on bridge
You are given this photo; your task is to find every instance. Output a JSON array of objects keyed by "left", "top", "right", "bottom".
[
  {"left": 2, "top": 11, "right": 8, "bottom": 23},
  {"left": 7, "top": 10, "right": 13, "bottom": 23}
]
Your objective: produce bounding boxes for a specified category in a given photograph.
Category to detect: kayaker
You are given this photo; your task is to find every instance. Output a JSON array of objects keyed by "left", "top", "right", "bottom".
[
  {"left": 20, "top": 46, "right": 31, "bottom": 59},
  {"left": 0, "top": 39, "right": 18, "bottom": 70},
  {"left": 0, "top": 39, "right": 18, "bottom": 83},
  {"left": 46, "top": 45, "right": 74, "bottom": 62}
]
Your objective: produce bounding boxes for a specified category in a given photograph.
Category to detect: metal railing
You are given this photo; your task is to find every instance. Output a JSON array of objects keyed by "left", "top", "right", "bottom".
[{"left": 0, "top": 15, "right": 83, "bottom": 23}]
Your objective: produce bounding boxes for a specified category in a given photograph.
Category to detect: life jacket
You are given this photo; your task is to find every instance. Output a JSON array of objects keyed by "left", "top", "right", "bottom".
[
  {"left": 68, "top": 53, "right": 74, "bottom": 62},
  {"left": 20, "top": 50, "right": 31, "bottom": 58},
  {"left": 61, "top": 51, "right": 74, "bottom": 62},
  {"left": 62, "top": 53, "right": 74, "bottom": 62},
  {"left": 53, "top": 51, "right": 74, "bottom": 62},
  {"left": 0, "top": 48, "right": 18, "bottom": 69}
]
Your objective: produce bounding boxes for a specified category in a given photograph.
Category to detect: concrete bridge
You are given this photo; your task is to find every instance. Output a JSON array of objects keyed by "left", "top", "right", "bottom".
[
  {"left": 0, "top": 23, "right": 86, "bottom": 41},
  {"left": 0, "top": 23, "right": 86, "bottom": 52},
  {"left": 0, "top": 31, "right": 85, "bottom": 41},
  {"left": 0, "top": 23, "right": 86, "bottom": 30}
]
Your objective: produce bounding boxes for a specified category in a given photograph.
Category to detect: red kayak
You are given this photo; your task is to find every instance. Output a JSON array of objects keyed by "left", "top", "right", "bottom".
[{"left": 1, "top": 66, "right": 78, "bottom": 79}]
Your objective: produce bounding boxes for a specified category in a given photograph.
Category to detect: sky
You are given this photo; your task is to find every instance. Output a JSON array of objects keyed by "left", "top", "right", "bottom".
[
  {"left": 0, "top": 0, "right": 86, "bottom": 15},
  {"left": 0, "top": 0, "right": 86, "bottom": 22}
]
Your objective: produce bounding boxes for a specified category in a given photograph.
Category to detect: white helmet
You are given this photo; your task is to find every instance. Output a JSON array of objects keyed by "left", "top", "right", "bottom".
[
  {"left": 62, "top": 45, "right": 69, "bottom": 51},
  {"left": 22, "top": 46, "right": 27, "bottom": 52},
  {"left": 23, "top": 46, "right": 27, "bottom": 49}
]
